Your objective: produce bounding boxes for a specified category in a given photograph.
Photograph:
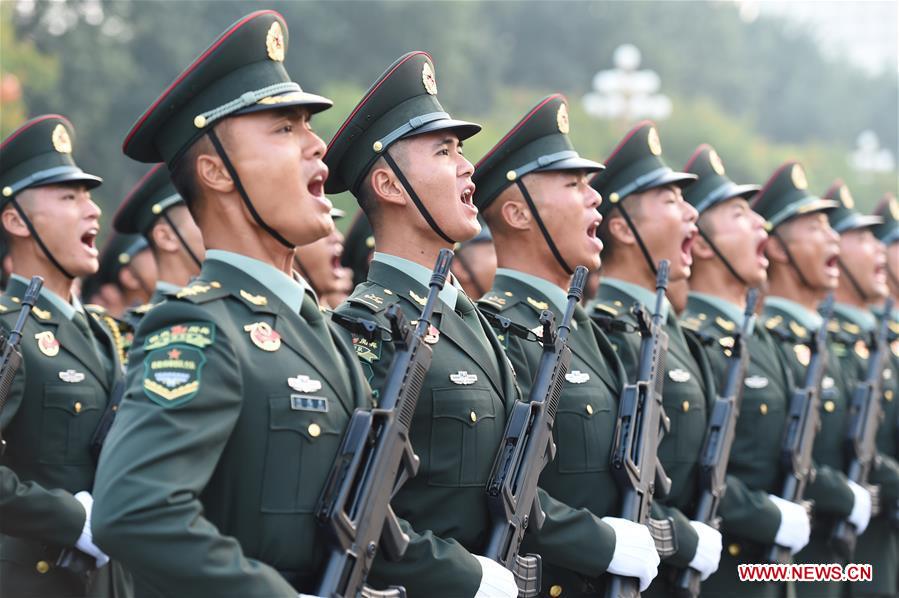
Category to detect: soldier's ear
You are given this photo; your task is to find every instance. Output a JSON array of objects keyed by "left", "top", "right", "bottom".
[
  {"left": 690, "top": 228, "right": 716, "bottom": 261},
  {"left": 1, "top": 203, "right": 30, "bottom": 240},
  {"left": 367, "top": 164, "right": 406, "bottom": 207},
  {"left": 606, "top": 213, "right": 636, "bottom": 247},
  {"left": 498, "top": 194, "right": 531, "bottom": 231},
  {"left": 150, "top": 219, "right": 180, "bottom": 254},
  {"left": 766, "top": 230, "right": 790, "bottom": 265}
]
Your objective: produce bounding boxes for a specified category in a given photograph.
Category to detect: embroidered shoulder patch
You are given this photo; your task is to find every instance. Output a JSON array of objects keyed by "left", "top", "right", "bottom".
[
  {"left": 144, "top": 322, "right": 215, "bottom": 350},
  {"left": 353, "top": 335, "right": 382, "bottom": 363},
  {"left": 142, "top": 345, "right": 207, "bottom": 408}
]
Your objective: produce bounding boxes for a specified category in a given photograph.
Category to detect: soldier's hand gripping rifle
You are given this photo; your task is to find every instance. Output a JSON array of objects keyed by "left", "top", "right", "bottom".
[
  {"left": 315, "top": 249, "right": 453, "bottom": 598},
  {"left": 484, "top": 266, "right": 588, "bottom": 598},
  {"left": 675, "top": 289, "right": 758, "bottom": 597},
  {"left": 765, "top": 293, "right": 835, "bottom": 564},
  {"left": 0, "top": 276, "right": 43, "bottom": 455},
  {"left": 604, "top": 260, "right": 673, "bottom": 598},
  {"left": 829, "top": 297, "right": 895, "bottom": 560}
]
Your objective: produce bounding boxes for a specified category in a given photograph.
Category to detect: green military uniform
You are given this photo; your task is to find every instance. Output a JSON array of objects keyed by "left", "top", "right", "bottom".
[
  {"left": 0, "top": 116, "right": 129, "bottom": 597},
  {"left": 678, "top": 144, "right": 788, "bottom": 597},
  {"left": 114, "top": 163, "right": 200, "bottom": 330},
  {"left": 90, "top": 11, "right": 372, "bottom": 596},
  {"left": 823, "top": 182, "right": 899, "bottom": 597},
  {"left": 327, "top": 54, "right": 619, "bottom": 597},
  {"left": 472, "top": 94, "right": 627, "bottom": 596},
  {"left": 752, "top": 163, "right": 855, "bottom": 598},
  {"left": 588, "top": 122, "right": 714, "bottom": 596}
]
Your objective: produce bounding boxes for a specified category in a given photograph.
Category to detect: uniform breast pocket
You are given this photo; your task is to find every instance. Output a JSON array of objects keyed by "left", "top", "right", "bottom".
[
  {"left": 429, "top": 387, "right": 500, "bottom": 487},
  {"left": 662, "top": 386, "right": 705, "bottom": 464},
  {"left": 40, "top": 384, "right": 103, "bottom": 464},
  {"left": 261, "top": 395, "right": 342, "bottom": 514},
  {"left": 734, "top": 393, "right": 786, "bottom": 464},
  {"left": 555, "top": 386, "right": 614, "bottom": 474}
]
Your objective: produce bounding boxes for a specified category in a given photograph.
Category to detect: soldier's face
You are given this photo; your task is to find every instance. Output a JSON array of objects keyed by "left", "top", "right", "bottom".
[
  {"left": 701, "top": 197, "right": 769, "bottom": 287},
  {"left": 839, "top": 229, "right": 888, "bottom": 301},
  {"left": 14, "top": 183, "right": 101, "bottom": 277},
  {"left": 775, "top": 213, "right": 841, "bottom": 291},
  {"left": 527, "top": 170, "right": 603, "bottom": 272},
  {"left": 629, "top": 185, "right": 698, "bottom": 281},
  {"left": 223, "top": 107, "right": 333, "bottom": 247},
  {"left": 393, "top": 132, "right": 480, "bottom": 243},
  {"left": 294, "top": 227, "right": 352, "bottom": 302}
]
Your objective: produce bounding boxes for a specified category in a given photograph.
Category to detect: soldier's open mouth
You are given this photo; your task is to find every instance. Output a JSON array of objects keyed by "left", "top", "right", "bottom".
[
  {"left": 681, "top": 233, "right": 696, "bottom": 266},
  {"left": 460, "top": 186, "right": 474, "bottom": 206},
  {"left": 756, "top": 238, "right": 769, "bottom": 268},
  {"left": 307, "top": 176, "right": 325, "bottom": 198},
  {"left": 81, "top": 229, "right": 98, "bottom": 254}
]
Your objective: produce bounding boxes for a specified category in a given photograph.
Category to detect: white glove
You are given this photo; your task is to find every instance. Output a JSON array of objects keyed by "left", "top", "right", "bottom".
[
  {"left": 768, "top": 495, "right": 811, "bottom": 554},
  {"left": 687, "top": 521, "right": 722, "bottom": 581},
  {"left": 601, "top": 516, "right": 660, "bottom": 592},
  {"left": 847, "top": 480, "right": 872, "bottom": 535},
  {"left": 73, "top": 491, "right": 110, "bottom": 568},
  {"left": 473, "top": 555, "right": 518, "bottom": 598}
]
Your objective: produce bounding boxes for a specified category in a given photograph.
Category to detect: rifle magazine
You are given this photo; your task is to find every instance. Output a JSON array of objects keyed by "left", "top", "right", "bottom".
[{"left": 648, "top": 517, "right": 678, "bottom": 558}]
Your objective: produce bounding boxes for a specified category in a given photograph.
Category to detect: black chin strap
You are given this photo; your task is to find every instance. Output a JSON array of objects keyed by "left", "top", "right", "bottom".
[
  {"left": 9, "top": 198, "right": 75, "bottom": 279},
  {"left": 206, "top": 129, "right": 294, "bottom": 249},
  {"left": 612, "top": 202, "right": 658, "bottom": 277},
  {"left": 697, "top": 226, "right": 749, "bottom": 287},
  {"left": 837, "top": 258, "right": 869, "bottom": 303},
  {"left": 771, "top": 229, "right": 814, "bottom": 290},
  {"left": 160, "top": 211, "right": 202, "bottom": 269},
  {"left": 515, "top": 179, "right": 573, "bottom": 276},
  {"left": 381, "top": 150, "right": 455, "bottom": 245}
]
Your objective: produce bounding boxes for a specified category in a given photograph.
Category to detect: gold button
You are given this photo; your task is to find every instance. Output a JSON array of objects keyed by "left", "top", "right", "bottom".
[
  {"left": 2, "top": 186, "right": 13, "bottom": 197},
  {"left": 609, "top": 192, "right": 619, "bottom": 203},
  {"left": 682, "top": 400, "right": 690, "bottom": 413},
  {"left": 728, "top": 543, "right": 740, "bottom": 557},
  {"left": 549, "top": 585, "right": 563, "bottom": 597},
  {"left": 470, "top": 411, "right": 477, "bottom": 423},
  {"left": 824, "top": 400, "right": 835, "bottom": 413},
  {"left": 151, "top": 203, "right": 162, "bottom": 215},
  {"left": 384, "top": 289, "right": 393, "bottom": 295},
  {"left": 308, "top": 423, "right": 321, "bottom": 438},
  {"left": 112, "top": 404, "right": 118, "bottom": 412},
  {"left": 885, "top": 390, "right": 894, "bottom": 401},
  {"left": 372, "top": 141, "right": 383, "bottom": 152},
  {"left": 36, "top": 560, "right": 50, "bottom": 574},
  {"left": 210, "top": 281, "right": 221, "bottom": 288},
  {"left": 193, "top": 115, "right": 207, "bottom": 128},
  {"left": 74, "top": 401, "right": 82, "bottom": 414},
  {"left": 586, "top": 404, "right": 594, "bottom": 416},
  {"left": 759, "top": 403, "right": 768, "bottom": 415},
  {"left": 506, "top": 170, "right": 517, "bottom": 181},
  {"left": 504, "top": 291, "right": 514, "bottom": 297}
]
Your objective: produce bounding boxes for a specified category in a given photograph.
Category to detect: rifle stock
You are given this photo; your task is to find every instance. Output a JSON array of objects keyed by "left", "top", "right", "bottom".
[{"left": 315, "top": 249, "right": 453, "bottom": 598}]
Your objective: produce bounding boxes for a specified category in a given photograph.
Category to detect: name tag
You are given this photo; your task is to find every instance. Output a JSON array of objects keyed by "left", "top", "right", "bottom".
[{"left": 290, "top": 395, "right": 329, "bottom": 413}]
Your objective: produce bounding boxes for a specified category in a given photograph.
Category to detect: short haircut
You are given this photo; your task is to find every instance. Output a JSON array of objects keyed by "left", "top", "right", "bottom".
[{"left": 597, "top": 193, "right": 645, "bottom": 263}]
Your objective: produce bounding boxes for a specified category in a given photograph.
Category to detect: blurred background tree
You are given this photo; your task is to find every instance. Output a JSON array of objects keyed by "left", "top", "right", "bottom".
[{"left": 1, "top": 0, "right": 895, "bottom": 237}]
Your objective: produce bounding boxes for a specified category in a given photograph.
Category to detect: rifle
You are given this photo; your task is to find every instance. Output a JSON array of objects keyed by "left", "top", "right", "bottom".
[
  {"left": 0, "top": 276, "right": 43, "bottom": 455},
  {"left": 484, "top": 266, "right": 588, "bottom": 598},
  {"left": 765, "top": 293, "right": 835, "bottom": 564},
  {"left": 315, "top": 249, "right": 453, "bottom": 598},
  {"left": 674, "top": 289, "right": 758, "bottom": 597},
  {"left": 605, "top": 260, "right": 673, "bottom": 598},
  {"left": 829, "top": 297, "right": 895, "bottom": 560}
]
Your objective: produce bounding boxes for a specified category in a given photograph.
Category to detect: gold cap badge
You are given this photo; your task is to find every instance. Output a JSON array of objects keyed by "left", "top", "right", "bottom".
[
  {"left": 266, "top": 21, "right": 285, "bottom": 62},
  {"left": 647, "top": 126, "right": 662, "bottom": 156},
  {"left": 708, "top": 149, "right": 725, "bottom": 175},
  {"left": 790, "top": 164, "right": 808, "bottom": 190},
  {"left": 421, "top": 61, "right": 438, "bottom": 95},
  {"left": 889, "top": 197, "right": 899, "bottom": 220},
  {"left": 839, "top": 185, "right": 854, "bottom": 209},
  {"left": 51, "top": 124, "right": 72, "bottom": 154},
  {"left": 556, "top": 103, "right": 570, "bottom": 134}
]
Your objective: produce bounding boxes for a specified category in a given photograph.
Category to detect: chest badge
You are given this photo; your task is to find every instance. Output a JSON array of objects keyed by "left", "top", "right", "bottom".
[
  {"left": 288, "top": 375, "right": 322, "bottom": 394},
  {"left": 412, "top": 320, "right": 440, "bottom": 344},
  {"left": 450, "top": 371, "right": 478, "bottom": 385},
  {"left": 35, "top": 331, "right": 60, "bottom": 357},
  {"left": 244, "top": 322, "right": 281, "bottom": 352},
  {"left": 793, "top": 344, "right": 811, "bottom": 366},
  {"left": 58, "top": 369, "right": 85, "bottom": 383},
  {"left": 744, "top": 375, "right": 769, "bottom": 389},
  {"left": 565, "top": 370, "right": 590, "bottom": 384},
  {"left": 668, "top": 368, "right": 691, "bottom": 383},
  {"left": 822, "top": 376, "right": 835, "bottom": 390}
]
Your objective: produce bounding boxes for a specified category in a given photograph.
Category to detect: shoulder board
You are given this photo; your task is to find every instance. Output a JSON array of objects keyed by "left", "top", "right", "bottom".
[
  {"left": 680, "top": 316, "right": 702, "bottom": 332},
  {"left": 0, "top": 294, "right": 22, "bottom": 315},
  {"left": 715, "top": 316, "right": 736, "bottom": 333},
  {"left": 478, "top": 290, "right": 518, "bottom": 312},
  {"left": 524, "top": 296, "right": 550, "bottom": 313},
  {"left": 346, "top": 284, "right": 391, "bottom": 313},
  {"left": 593, "top": 302, "right": 619, "bottom": 317},
  {"left": 84, "top": 303, "right": 107, "bottom": 315},
  {"left": 168, "top": 280, "right": 229, "bottom": 304},
  {"left": 132, "top": 302, "right": 157, "bottom": 315}
]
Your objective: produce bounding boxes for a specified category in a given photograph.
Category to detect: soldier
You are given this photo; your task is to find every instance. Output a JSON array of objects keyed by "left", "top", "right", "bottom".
[
  {"left": 474, "top": 94, "right": 660, "bottom": 596},
  {"left": 588, "top": 122, "right": 723, "bottom": 595},
  {"left": 679, "top": 145, "right": 811, "bottom": 597},
  {"left": 294, "top": 208, "right": 354, "bottom": 308},
  {"left": 328, "top": 53, "right": 637, "bottom": 598},
  {"left": 752, "top": 162, "right": 872, "bottom": 598},
  {"left": 0, "top": 115, "right": 130, "bottom": 597},
  {"left": 81, "top": 232, "right": 157, "bottom": 318},
  {"left": 91, "top": 11, "right": 372, "bottom": 596},
  {"left": 340, "top": 209, "right": 375, "bottom": 288},
  {"left": 452, "top": 222, "right": 496, "bottom": 299},
  {"left": 822, "top": 182, "right": 899, "bottom": 598},
  {"left": 113, "top": 163, "right": 204, "bottom": 327}
]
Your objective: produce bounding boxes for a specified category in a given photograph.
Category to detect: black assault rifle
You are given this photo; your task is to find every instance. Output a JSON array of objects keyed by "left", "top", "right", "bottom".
[
  {"left": 605, "top": 260, "right": 673, "bottom": 598},
  {"left": 315, "top": 249, "right": 453, "bottom": 598},
  {"left": 674, "top": 289, "right": 759, "bottom": 597},
  {"left": 765, "top": 293, "right": 835, "bottom": 564},
  {"left": 0, "top": 276, "right": 43, "bottom": 455},
  {"left": 829, "top": 297, "right": 895, "bottom": 560},
  {"left": 484, "top": 266, "right": 588, "bottom": 598}
]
